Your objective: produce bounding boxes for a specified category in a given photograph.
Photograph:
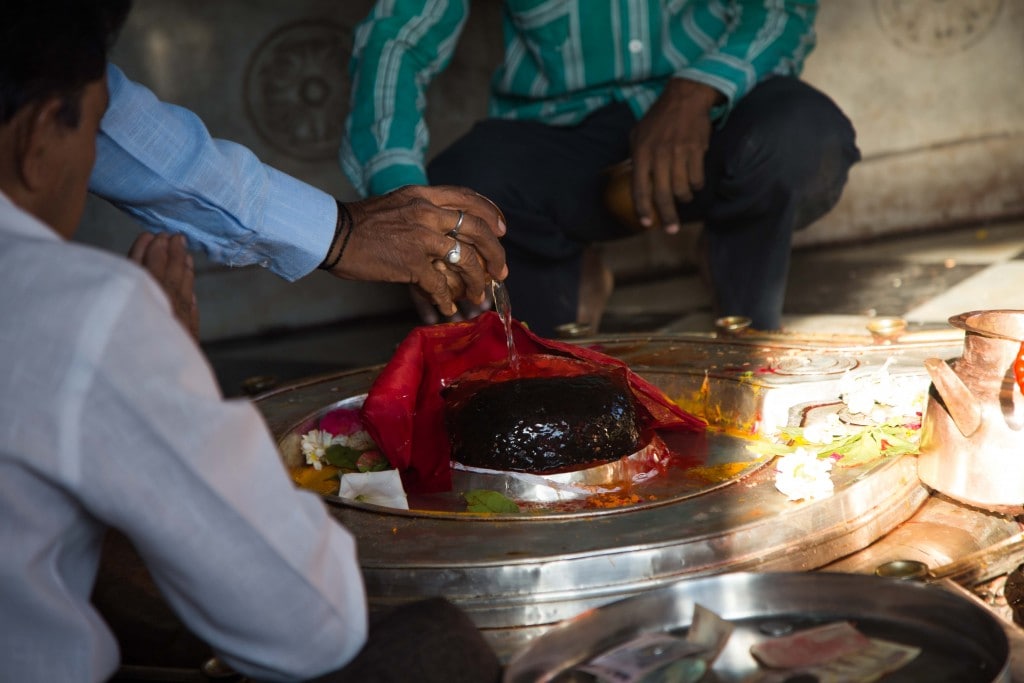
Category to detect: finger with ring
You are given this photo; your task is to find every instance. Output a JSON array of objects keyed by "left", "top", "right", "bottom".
[
  {"left": 447, "top": 209, "right": 465, "bottom": 238},
  {"left": 445, "top": 239, "right": 462, "bottom": 265}
]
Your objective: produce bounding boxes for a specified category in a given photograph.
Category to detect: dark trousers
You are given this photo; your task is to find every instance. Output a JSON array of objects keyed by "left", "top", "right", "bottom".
[
  {"left": 428, "top": 76, "right": 861, "bottom": 335},
  {"left": 308, "top": 597, "right": 500, "bottom": 683}
]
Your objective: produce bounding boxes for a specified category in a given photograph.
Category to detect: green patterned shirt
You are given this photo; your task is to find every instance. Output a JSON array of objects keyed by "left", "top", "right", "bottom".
[{"left": 343, "top": 0, "right": 818, "bottom": 197}]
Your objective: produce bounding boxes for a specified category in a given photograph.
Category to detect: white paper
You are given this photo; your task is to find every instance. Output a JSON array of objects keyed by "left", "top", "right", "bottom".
[{"left": 338, "top": 470, "right": 409, "bottom": 510}]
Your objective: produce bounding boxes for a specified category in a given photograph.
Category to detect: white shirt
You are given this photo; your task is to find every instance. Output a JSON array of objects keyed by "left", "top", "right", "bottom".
[{"left": 0, "top": 191, "right": 367, "bottom": 682}]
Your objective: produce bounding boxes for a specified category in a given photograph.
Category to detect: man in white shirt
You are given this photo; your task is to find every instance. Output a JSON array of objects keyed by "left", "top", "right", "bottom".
[{"left": 0, "top": 2, "right": 499, "bottom": 681}]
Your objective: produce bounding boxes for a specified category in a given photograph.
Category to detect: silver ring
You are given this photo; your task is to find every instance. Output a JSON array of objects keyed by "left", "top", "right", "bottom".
[
  {"left": 444, "top": 240, "right": 462, "bottom": 265},
  {"left": 447, "top": 209, "right": 465, "bottom": 238}
]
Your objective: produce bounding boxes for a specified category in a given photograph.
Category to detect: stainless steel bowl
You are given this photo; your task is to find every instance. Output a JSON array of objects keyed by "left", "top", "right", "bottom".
[{"left": 503, "top": 571, "right": 1011, "bottom": 682}]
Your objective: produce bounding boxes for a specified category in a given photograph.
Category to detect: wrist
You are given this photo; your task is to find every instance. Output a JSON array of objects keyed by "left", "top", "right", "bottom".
[
  {"left": 665, "top": 78, "right": 724, "bottom": 111},
  {"left": 318, "top": 200, "right": 354, "bottom": 271}
]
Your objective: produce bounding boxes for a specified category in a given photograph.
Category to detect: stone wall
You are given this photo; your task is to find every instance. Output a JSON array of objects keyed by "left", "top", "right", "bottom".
[{"left": 800, "top": 0, "right": 1024, "bottom": 245}]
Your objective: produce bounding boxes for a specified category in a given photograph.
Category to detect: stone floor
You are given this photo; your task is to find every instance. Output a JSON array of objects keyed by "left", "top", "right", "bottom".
[{"left": 202, "top": 218, "right": 1024, "bottom": 397}]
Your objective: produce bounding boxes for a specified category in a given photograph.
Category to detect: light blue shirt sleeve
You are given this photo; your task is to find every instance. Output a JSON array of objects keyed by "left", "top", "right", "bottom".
[{"left": 89, "top": 64, "right": 337, "bottom": 281}]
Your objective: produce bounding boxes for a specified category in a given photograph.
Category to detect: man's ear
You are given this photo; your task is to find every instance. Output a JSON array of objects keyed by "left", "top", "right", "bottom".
[{"left": 18, "top": 98, "right": 68, "bottom": 192}]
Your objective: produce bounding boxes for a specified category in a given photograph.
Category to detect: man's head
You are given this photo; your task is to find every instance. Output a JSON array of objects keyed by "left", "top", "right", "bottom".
[{"left": 0, "top": 0, "right": 131, "bottom": 238}]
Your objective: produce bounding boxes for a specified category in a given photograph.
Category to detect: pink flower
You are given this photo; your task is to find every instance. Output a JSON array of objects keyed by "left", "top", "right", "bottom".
[
  {"left": 320, "top": 408, "right": 364, "bottom": 436},
  {"left": 356, "top": 450, "right": 389, "bottom": 473}
]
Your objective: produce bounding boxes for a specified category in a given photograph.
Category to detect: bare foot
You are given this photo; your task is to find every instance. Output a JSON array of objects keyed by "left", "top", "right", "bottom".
[
  {"left": 577, "top": 246, "right": 614, "bottom": 333},
  {"left": 128, "top": 232, "right": 200, "bottom": 341}
]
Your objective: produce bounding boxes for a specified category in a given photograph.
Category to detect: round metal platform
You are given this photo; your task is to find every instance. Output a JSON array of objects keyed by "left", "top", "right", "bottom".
[{"left": 254, "top": 333, "right": 967, "bottom": 658}]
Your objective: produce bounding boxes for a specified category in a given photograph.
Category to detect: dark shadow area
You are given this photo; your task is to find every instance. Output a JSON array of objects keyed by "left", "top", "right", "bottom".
[
  {"left": 201, "top": 311, "right": 419, "bottom": 397},
  {"left": 784, "top": 258, "right": 986, "bottom": 317}
]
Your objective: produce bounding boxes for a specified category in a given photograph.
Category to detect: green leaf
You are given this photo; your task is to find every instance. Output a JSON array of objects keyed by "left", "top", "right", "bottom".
[
  {"left": 746, "top": 439, "right": 794, "bottom": 458},
  {"left": 824, "top": 430, "right": 880, "bottom": 467},
  {"left": 777, "top": 427, "right": 808, "bottom": 443},
  {"left": 752, "top": 417, "right": 921, "bottom": 469},
  {"left": 817, "top": 422, "right": 920, "bottom": 467},
  {"left": 463, "top": 489, "right": 519, "bottom": 514},
  {"left": 878, "top": 427, "right": 919, "bottom": 453},
  {"left": 324, "top": 444, "right": 361, "bottom": 470}
]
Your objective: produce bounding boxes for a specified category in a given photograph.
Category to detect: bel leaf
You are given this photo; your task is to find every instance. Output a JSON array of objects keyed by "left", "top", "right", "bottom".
[
  {"left": 747, "top": 440, "right": 794, "bottom": 458},
  {"left": 820, "top": 423, "right": 920, "bottom": 467},
  {"left": 463, "top": 489, "right": 519, "bottom": 514},
  {"left": 324, "top": 444, "right": 361, "bottom": 470}
]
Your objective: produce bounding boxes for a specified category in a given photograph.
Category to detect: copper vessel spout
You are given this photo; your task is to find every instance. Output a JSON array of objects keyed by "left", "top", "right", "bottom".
[{"left": 923, "top": 357, "right": 982, "bottom": 437}]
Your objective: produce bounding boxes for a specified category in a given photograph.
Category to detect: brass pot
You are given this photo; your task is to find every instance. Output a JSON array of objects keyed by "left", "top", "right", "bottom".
[{"left": 602, "top": 159, "right": 655, "bottom": 232}]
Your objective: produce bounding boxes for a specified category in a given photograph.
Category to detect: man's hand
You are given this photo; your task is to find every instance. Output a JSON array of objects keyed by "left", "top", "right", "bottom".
[
  {"left": 129, "top": 232, "right": 200, "bottom": 341},
  {"left": 323, "top": 185, "right": 507, "bottom": 320},
  {"left": 407, "top": 286, "right": 491, "bottom": 326},
  {"left": 630, "top": 78, "right": 723, "bottom": 234}
]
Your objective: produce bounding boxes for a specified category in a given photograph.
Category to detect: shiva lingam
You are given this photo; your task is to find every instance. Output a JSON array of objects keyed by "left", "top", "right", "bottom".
[
  {"left": 918, "top": 310, "right": 1024, "bottom": 509},
  {"left": 442, "top": 281, "right": 706, "bottom": 503}
]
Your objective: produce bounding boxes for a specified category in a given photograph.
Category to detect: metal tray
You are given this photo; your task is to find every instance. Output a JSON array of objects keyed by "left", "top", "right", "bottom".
[
  {"left": 503, "top": 571, "right": 1010, "bottom": 682},
  {"left": 255, "top": 333, "right": 962, "bottom": 658}
]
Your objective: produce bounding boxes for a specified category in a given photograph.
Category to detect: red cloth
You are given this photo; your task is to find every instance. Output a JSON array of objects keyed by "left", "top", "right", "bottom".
[{"left": 360, "top": 312, "right": 705, "bottom": 493}]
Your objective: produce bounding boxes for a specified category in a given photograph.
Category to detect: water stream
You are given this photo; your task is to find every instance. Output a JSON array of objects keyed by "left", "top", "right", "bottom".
[{"left": 491, "top": 279, "right": 519, "bottom": 370}]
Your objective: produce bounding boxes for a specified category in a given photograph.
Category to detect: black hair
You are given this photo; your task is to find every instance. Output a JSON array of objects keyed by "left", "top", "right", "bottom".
[{"left": 0, "top": 0, "right": 132, "bottom": 126}]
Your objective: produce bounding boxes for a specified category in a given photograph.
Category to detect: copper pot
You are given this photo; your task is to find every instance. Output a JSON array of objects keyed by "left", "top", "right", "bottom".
[
  {"left": 602, "top": 159, "right": 656, "bottom": 232},
  {"left": 918, "top": 310, "right": 1024, "bottom": 509}
]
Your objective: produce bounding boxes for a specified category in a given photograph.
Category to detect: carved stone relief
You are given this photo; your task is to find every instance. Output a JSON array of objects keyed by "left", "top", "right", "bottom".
[
  {"left": 874, "top": 0, "right": 1003, "bottom": 55},
  {"left": 244, "top": 21, "right": 351, "bottom": 161}
]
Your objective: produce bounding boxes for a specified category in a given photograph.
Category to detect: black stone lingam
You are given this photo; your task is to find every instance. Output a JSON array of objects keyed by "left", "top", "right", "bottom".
[{"left": 444, "top": 366, "right": 643, "bottom": 474}]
